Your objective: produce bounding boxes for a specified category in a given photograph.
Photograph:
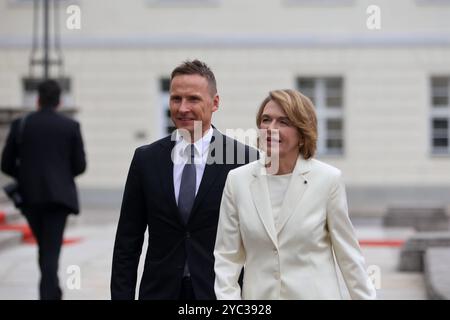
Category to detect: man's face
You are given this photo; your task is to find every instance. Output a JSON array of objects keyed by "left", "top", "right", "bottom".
[{"left": 170, "top": 74, "right": 219, "bottom": 139}]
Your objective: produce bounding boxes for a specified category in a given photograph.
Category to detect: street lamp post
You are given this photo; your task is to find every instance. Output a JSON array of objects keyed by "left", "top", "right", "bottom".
[{"left": 43, "top": 0, "right": 49, "bottom": 80}]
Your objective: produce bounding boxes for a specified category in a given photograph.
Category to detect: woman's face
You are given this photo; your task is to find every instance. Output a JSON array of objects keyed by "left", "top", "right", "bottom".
[{"left": 259, "top": 100, "right": 301, "bottom": 159}]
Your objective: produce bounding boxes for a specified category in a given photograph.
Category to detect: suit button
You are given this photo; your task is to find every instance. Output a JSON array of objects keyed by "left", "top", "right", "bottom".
[{"left": 185, "top": 232, "right": 190, "bottom": 239}]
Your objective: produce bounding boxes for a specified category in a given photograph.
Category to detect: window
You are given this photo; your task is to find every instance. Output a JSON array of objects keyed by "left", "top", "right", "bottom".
[
  {"left": 431, "top": 76, "right": 450, "bottom": 155},
  {"left": 297, "top": 77, "right": 344, "bottom": 155},
  {"left": 159, "top": 78, "right": 175, "bottom": 137}
]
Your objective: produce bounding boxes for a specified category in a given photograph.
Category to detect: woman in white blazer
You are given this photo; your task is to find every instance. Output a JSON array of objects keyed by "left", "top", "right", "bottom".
[{"left": 214, "top": 89, "right": 376, "bottom": 300}]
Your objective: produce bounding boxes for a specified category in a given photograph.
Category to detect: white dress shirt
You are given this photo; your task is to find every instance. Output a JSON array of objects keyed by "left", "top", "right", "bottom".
[
  {"left": 173, "top": 127, "right": 213, "bottom": 205},
  {"left": 267, "top": 173, "right": 292, "bottom": 226}
]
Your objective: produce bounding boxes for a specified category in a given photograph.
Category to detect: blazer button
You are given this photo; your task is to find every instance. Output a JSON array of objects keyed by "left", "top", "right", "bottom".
[{"left": 185, "top": 232, "right": 191, "bottom": 239}]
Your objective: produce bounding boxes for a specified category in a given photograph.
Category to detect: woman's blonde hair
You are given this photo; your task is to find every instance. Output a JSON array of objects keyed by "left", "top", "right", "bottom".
[{"left": 256, "top": 89, "right": 318, "bottom": 159}]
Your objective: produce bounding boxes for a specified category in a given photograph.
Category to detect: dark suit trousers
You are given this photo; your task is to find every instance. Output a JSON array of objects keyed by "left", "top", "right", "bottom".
[{"left": 24, "top": 207, "right": 68, "bottom": 300}]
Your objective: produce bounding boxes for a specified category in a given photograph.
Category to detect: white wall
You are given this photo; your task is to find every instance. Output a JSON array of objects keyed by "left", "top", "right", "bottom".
[
  {"left": 1, "top": 0, "right": 450, "bottom": 191},
  {"left": 2, "top": 0, "right": 450, "bottom": 37}
]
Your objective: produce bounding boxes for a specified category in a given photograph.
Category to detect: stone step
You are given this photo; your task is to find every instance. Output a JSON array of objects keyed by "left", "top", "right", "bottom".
[
  {"left": 424, "top": 248, "right": 450, "bottom": 299},
  {"left": 384, "top": 207, "right": 449, "bottom": 231},
  {"left": 399, "top": 232, "right": 450, "bottom": 272}
]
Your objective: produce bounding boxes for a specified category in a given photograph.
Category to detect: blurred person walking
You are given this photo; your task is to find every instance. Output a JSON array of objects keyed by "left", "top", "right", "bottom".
[{"left": 1, "top": 79, "right": 86, "bottom": 300}]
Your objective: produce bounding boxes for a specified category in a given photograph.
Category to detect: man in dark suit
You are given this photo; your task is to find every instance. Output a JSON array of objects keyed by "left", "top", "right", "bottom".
[
  {"left": 111, "top": 60, "right": 258, "bottom": 300},
  {"left": 1, "top": 79, "right": 86, "bottom": 300}
]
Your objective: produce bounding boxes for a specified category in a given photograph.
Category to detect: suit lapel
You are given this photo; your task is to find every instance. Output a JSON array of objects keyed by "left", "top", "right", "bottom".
[
  {"left": 188, "top": 129, "right": 226, "bottom": 222},
  {"left": 157, "top": 137, "right": 185, "bottom": 225},
  {"left": 250, "top": 162, "right": 278, "bottom": 248},
  {"left": 276, "top": 157, "right": 312, "bottom": 234},
  {"left": 190, "top": 163, "right": 223, "bottom": 217}
]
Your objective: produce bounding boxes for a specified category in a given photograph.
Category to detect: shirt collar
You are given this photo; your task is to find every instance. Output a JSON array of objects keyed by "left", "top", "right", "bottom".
[{"left": 175, "top": 126, "right": 213, "bottom": 157}]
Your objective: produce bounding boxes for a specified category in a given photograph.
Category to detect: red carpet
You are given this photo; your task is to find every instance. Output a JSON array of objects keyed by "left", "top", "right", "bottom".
[
  {"left": 0, "top": 224, "right": 34, "bottom": 241},
  {"left": 359, "top": 239, "right": 405, "bottom": 247},
  {"left": 23, "top": 235, "right": 82, "bottom": 245},
  {"left": 1, "top": 212, "right": 400, "bottom": 248},
  {"left": 0, "top": 223, "right": 82, "bottom": 245}
]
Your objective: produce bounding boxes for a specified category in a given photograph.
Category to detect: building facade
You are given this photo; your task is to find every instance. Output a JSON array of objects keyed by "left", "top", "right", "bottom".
[{"left": 1, "top": 0, "right": 450, "bottom": 214}]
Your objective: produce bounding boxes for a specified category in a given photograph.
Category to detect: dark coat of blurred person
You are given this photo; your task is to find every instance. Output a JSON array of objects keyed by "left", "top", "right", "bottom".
[
  {"left": 1, "top": 79, "right": 86, "bottom": 300},
  {"left": 111, "top": 60, "right": 258, "bottom": 300}
]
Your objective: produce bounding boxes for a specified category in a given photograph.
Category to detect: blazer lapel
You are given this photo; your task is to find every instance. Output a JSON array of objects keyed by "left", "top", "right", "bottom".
[
  {"left": 157, "top": 137, "right": 185, "bottom": 225},
  {"left": 188, "top": 129, "right": 226, "bottom": 221},
  {"left": 250, "top": 162, "right": 278, "bottom": 248},
  {"left": 276, "top": 156, "right": 312, "bottom": 234},
  {"left": 189, "top": 164, "right": 223, "bottom": 219}
]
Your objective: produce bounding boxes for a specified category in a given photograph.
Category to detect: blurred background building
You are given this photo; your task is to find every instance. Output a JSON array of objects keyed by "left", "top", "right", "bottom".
[{"left": 1, "top": 0, "right": 450, "bottom": 216}]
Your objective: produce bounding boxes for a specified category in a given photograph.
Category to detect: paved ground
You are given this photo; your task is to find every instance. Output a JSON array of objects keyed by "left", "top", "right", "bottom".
[
  {"left": 0, "top": 209, "right": 426, "bottom": 300},
  {"left": 355, "top": 226, "right": 426, "bottom": 299}
]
